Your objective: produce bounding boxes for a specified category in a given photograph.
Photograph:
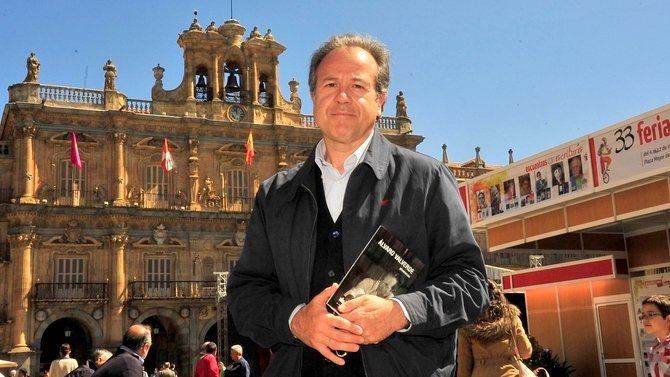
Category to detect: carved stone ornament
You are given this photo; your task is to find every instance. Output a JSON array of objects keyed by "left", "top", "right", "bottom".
[
  {"left": 35, "top": 310, "right": 47, "bottom": 322},
  {"left": 128, "top": 307, "right": 140, "bottom": 319},
  {"left": 64, "top": 220, "right": 83, "bottom": 243}
]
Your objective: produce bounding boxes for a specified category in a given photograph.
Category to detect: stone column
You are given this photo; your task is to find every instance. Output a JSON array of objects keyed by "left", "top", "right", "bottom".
[
  {"left": 272, "top": 57, "right": 280, "bottom": 108},
  {"left": 211, "top": 55, "right": 220, "bottom": 101},
  {"left": 108, "top": 232, "right": 129, "bottom": 342},
  {"left": 8, "top": 230, "right": 38, "bottom": 352},
  {"left": 251, "top": 57, "right": 259, "bottom": 104},
  {"left": 186, "top": 52, "right": 195, "bottom": 100},
  {"left": 19, "top": 126, "right": 36, "bottom": 203},
  {"left": 112, "top": 133, "right": 127, "bottom": 206}
]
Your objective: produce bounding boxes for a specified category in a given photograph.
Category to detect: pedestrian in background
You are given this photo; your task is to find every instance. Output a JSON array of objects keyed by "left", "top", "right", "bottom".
[
  {"left": 91, "top": 324, "right": 152, "bottom": 377},
  {"left": 223, "top": 346, "right": 248, "bottom": 377},
  {"left": 65, "top": 349, "right": 113, "bottom": 377},
  {"left": 457, "top": 279, "right": 532, "bottom": 377},
  {"left": 193, "top": 342, "right": 218, "bottom": 377},
  {"left": 48, "top": 344, "right": 78, "bottom": 377}
]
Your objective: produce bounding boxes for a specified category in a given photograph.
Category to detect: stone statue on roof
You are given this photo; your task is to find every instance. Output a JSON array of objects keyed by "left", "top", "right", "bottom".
[
  {"left": 103, "top": 59, "right": 117, "bottom": 91},
  {"left": 24, "top": 52, "right": 40, "bottom": 83}
]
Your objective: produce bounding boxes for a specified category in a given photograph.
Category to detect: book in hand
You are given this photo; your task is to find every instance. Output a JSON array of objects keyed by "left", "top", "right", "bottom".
[{"left": 327, "top": 225, "right": 425, "bottom": 314}]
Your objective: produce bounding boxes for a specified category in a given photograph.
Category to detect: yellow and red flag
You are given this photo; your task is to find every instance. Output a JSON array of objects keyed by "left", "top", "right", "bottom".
[{"left": 245, "top": 128, "right": 255, "bottom": 166}]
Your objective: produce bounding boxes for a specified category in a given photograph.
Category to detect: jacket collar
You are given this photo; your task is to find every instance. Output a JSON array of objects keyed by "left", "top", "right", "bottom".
[{"left": 285, "top": 129, "right": 391, "bottom": 201}]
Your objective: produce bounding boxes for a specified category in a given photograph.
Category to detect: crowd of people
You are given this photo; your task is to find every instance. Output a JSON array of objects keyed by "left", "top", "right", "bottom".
[{"left": 26, "top": 327, "right": 251, "bottom": 377}]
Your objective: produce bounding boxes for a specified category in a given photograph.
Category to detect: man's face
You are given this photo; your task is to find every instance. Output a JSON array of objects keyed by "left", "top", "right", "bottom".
[
  {"left": 231, "top": 350, "right": 241, "bottom": 361},
  {"left": 311, "top": 46, "right": 386, "bottom": 152},
  {"left": 570, "top": 158, "right": 581, "bottom": 177},
  {"left": 139, "top": 336, "right": 152, "bottom": 359}
]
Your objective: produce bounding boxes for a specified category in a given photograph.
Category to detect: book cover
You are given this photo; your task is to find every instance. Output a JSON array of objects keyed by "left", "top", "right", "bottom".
[{"left": 327, "top": 225, "right": 425, "bottom": 314}]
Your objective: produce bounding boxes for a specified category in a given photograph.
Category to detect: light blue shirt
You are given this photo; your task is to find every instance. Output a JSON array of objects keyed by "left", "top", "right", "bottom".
[{"left": 314, "top": 131, "right": 374, "bottom": 221}]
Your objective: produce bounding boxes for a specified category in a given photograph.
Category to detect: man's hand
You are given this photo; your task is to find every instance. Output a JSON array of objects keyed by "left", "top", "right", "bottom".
[
  {"left": 337, "top": 295, "right": 409, "bottom": 344},
  {"left": 290, "top": 284, "right": 365, "bottom": 365}
]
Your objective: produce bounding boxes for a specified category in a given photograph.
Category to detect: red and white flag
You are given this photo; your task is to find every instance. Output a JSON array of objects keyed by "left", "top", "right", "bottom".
[
  {"left": 161, "top": 138, "right": 174, "bottom": 173},
  {"left": 70, "top": 132, "right": 82, "bottom": 169},
  {"left": 245, "top": 128, "right": 255, "bottom": 166}
]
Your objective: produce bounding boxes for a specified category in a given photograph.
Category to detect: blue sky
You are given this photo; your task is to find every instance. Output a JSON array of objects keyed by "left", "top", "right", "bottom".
[{"left": 2, "top": 1, "right": 670, "bottom": 166}]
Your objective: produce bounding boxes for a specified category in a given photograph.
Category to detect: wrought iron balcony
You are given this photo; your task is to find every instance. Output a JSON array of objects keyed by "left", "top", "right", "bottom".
[
  {"left": 128, "top": 280, "right": 218, "bottom": 301},
  {"left": 34, "top": 283, "right": 108, "bottom": 302}
]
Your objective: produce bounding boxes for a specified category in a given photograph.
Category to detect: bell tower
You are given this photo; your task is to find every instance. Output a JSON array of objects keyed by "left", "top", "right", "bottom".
[{"left": 151, "top": 13, "right": 302, "bottom": 125}]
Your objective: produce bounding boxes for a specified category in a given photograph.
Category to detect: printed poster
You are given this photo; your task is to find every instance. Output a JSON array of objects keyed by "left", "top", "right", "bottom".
[{"left": 467, "top": 139, "right": 592, "bottom": 224}]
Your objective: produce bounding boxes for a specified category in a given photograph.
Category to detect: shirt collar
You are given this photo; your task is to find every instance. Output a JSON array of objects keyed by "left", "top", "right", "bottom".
[{"left": 314, "top": 130, "right": 374, "bottom": 173}]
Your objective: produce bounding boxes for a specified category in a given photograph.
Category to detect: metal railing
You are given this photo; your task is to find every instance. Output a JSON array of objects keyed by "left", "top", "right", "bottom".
[
  {"left": 34, "top": 283, "right": 108, "bottom": 302},
  {"left": 128, "top": 280, "right": 218, "bottom": 300}
]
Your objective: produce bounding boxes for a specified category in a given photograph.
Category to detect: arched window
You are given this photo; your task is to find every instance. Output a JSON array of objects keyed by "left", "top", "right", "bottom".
[
  {"left": 195, "top": 73, "right": 210, "bottom": 102},
  {"left": 224, "top": 63, "right": 242, "bottom": 103},
  {"left": 258, "top": 74, "right": 270, "bottom": 107}
]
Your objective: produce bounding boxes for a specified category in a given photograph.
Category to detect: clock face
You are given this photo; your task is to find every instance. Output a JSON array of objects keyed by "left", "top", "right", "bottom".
[{"left": 229, "top": 105, "right": 246, "bottom": 122}]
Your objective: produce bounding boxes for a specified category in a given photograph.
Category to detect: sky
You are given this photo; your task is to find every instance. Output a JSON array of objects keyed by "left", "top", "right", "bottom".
[{"left": 2, "top": 1, "right": 670, "bottom": 166}]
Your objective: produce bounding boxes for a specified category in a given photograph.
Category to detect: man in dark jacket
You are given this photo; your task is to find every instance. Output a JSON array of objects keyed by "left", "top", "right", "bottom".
[
  {"left": 91, "top": 325, "right": 152, "bottom": 377},
  {"left": 65, "top": 349, "right": 113, "bottom": 377},
  {"left": 226, "top": 34, "right": 489, "bottom": 377}
]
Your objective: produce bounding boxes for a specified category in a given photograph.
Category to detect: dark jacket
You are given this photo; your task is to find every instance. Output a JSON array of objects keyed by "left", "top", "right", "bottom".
[
  {"left": 64, "top": 363, "right": 94, "bottom": 377},
  {"left": 227, "top": 131, "right": 489, "bottom": 377},
  {"left": 91, "top": 349, "right": 142, "bottom": 377}
]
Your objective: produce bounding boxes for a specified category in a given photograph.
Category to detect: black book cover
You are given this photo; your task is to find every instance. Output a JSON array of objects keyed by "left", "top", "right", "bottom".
[{"left": 327, "top": 225, "right": 425, "bottom": 314}]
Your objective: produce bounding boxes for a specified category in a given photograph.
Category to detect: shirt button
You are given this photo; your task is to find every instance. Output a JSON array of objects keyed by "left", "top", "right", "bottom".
[
  {"left": 331, "top": 230, "right": 340, "bottom": 238},
  {"left": 328, "top": 270, "right": 336, "bottom": 277}
]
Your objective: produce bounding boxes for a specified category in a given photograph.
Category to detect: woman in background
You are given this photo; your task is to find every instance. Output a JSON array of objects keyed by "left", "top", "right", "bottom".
[{"left": 457, "top": 279, "right": 532, "bottom": 377}]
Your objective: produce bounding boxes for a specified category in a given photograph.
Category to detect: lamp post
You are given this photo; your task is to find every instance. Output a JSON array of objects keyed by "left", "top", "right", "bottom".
[{"left": 214, "top": 272, "right": 229, "bottom": 364}]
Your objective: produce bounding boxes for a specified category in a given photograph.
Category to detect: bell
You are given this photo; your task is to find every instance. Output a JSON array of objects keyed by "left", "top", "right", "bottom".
[
  {"left": 225, "top": 74, "right": 240, "bottom": 92},
  {"left": 196, "top": 75, "right": 207, "bottom": 90},
  {"left": 259, "top": 81, "right": 266, "bottom": 93}
]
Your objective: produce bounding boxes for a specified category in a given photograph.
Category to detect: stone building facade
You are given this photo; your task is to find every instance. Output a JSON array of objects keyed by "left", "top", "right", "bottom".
[{"left": 0, "top": 16, "right": 422, "bottom": 377}]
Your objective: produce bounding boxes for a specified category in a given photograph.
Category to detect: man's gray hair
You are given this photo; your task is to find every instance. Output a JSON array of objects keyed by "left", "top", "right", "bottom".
[{"left": 92, "top": 349, "right": 113, "bottom": 362}]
